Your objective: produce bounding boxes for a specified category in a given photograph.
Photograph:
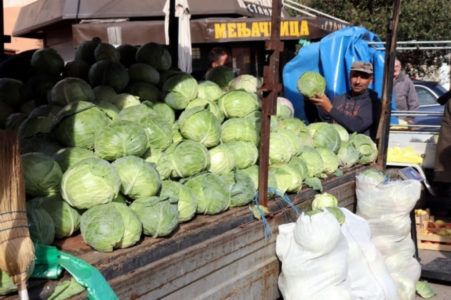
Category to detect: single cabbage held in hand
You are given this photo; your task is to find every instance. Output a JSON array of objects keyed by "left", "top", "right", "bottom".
[{"left": 297, "top": 71, "right": 326, "bottom": 98}]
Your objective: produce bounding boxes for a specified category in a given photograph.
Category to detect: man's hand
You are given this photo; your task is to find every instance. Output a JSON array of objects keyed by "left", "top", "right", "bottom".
[{"left": 308, "top": 92, "right": 333, "bottom": 113}]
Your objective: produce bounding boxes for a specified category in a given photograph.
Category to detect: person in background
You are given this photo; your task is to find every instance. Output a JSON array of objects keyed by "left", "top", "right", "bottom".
[
  {"left": 307, "top": 61, "right": 380, "bottom": 139},
  {"left": 207, "top": 47, "right": 231, "bottom": 70},
  {"left": 434, "top": 89, "right": 451, "bottom": 198},
  {"left": 393, "top": 58, "right": 419, "bottom": 124}
]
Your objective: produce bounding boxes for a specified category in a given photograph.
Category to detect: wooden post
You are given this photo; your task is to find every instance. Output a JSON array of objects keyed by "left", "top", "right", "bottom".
[
  {"left": 258, "top": 0, "right": 284, "bottom": 208},
  {"left": 376, "top": 0, "right": 402, "bottom": 170}
]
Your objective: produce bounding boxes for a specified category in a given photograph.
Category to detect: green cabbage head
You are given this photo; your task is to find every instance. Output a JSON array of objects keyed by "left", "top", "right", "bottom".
[
  {"left": 297, "top": 71, "right": 326, "bottom": 98},
  {"left": 312, "top": 193, "right": 338, "bottom": 209},
  {"left": 218, "top": 90, "right": 259, "bottom": 118},
  {"left": 160, "top": 180, "right": 198, "bottom": 222},
  {"left": 61, "top": 157, "right": 121, "bottom": 209},
  {"left": 130, "top": 196, "right": 179, "bottom": 237},
  {"left": 185, "top": 173, "right": 231, "bottom": 215},
  {"left": 22, "top": 153, "right": 63, "bottom": 197}
]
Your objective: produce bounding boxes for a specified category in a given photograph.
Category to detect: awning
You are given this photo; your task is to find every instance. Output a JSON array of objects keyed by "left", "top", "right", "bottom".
[
  {"left": 72, "top": 16, "right": 347, "bottom": 46},
  {"left": 13, "top": 0, "right": 275, "bottom": 37}
]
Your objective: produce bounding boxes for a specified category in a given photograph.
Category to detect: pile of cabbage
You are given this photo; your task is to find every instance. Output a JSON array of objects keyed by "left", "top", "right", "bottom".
[{"left": 0, "top": 39, "right": 378, "bottom": 257}]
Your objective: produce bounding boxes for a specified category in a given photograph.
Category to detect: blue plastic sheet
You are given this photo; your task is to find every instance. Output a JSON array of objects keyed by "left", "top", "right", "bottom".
[{"left": 283, "top": 26, "right": 398, "bottom": 124}]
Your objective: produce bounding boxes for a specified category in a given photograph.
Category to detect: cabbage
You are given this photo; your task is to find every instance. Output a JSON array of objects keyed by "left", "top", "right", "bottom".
[
  {"left": 299, "top": 147, "right": 324, "bottom": 178},
  {"left": 61, "top": 157, "right": 121, "bottom": 209},
  {"left": 416, "top": 281, "right": 436, "bottom": 298},
  {"left": 112, "top": 156, "right": 161, "bottom": 199},
  {"left": 218, "top": 90, "right": 259, "bottom": 118},
  {"left": 296, "top": 71, "right": 326, "bottom": 98},
  {"left": 360, "top": 168, "right": 386, "bottom": 184},
  {"left": 138, "top": 113, "right": 173, "bottom": 151},
  {"left": 53, "top": 147, "right": 96, "bottom": 172},
  {"left": 160, "top": 180, "right": 198, "bottom": 222},
  {"left": 112, "top": 202, "right": 142, "bottom": 249},
  {"left": 80, "top": 203, "right": 124, "bottom": 252},
  {"left": 152, "top": 102, "right": 175, "bottom": 124},
  {"left": 130, "top": 196, "right": 179, "bottom": 237},
  {"left": 277, "top": 128, "right": 303, "bottom": 155},
  {"left": 337, "top": 142, "right": 361, "bottom": 168},
  {"left": 205, "top": 66, "right": 235, "bottom": 89},
  {"left": 229, "top": 74, "right": 260, "bottom": 94},
  {"left": 185, "top": 98, "right": 224, "bottom": 123},
  {"left": 136, "top": 42, "right": 172, "bottom": 71},
  {"left": 178, "top": 106, "right": 221, "bottom": 148},
  {"left": 332, "top": 123, "right": 349, "bottom": 142},
  {"left": 197, "top": 80, "right": 224, "bottom": 101},
  {"left": 117, "top": 103, "right": 155, "bottom": 122},
  {"left": 225, "top": 140, "right": 258, "bottom": 169},
  {"left": 277, "top": 117, "right": 308, "bottom": 135},
  {"left": 348, "top": 133, "right": 378, "bottom": 164},
  {"left": 185, "top": 172, "right": 230, "bottom": 215},
  {"left": 75, "top": 37, "right": 101, "bottom": 64},
  {"left": 126, "top": 82, "right": 161, "bottom": 102},
  {"left": 163, "top": 74, "right": 198, "bottom": 110},
  {"left": 18, "top": 115, "right": 52, "bottom": 139},
  {"left": 26, "top": 199, "right": 55, "bottom": 245},
  {"left": 94, "top": 121, "right": 148, "bottom": 161},
  {"left": 94, "top": 42, "right": 120, "bottom": 62},
  {"left": 157, "top": 140, "right": 210, "bottom": 179},
  {"left": 93, "top": 85, "right": 117, "bottom": 102},
  {"left": 276, "top": 97, "right": 294, "bottom": 119},
  {"left": 63, "top": 59, "right": 90, "bottom": 80},
  {"left": 118, "top": 44, "right": 138, "bottom": 67},
  {"left": 5, "top": 112, "right": 27, "bottom": 130},
  {"left": 0, "top": 78, "right": 24, "bottom": 107},
  {"left": 312, "top": 193, "right": 338, "bottom": 209},
  {"left": 22, "top": 153, "right": 62, "bottom": 197},
  {"left": 0, "top": 269, "right": 19, "bottom": 295},
  {"left": 220, "top": 170, "right": 256, "bottom": 207},
  {"left": 36, "top": 195, "right": 81, "bottom": 238},
  {"left": 88, "top": 60, "right": 130, "bottom": 92},
  {"left": 240, "top": 164, "right": 278, "bottom": 190},
  {"left": 243, "top": 110, "right": 279, "bottom": 133},
  {"left": 221, "top": 117, "right": 259, "bottom": 146},
  {"left": 128, "top": 63, "right": 160, "bottom": 84},
  {"left": 208, "top": 143, "right": 236, "bottom": 174},
  {"left": 31, "top": 47, "right": 64, "bottom": 76},
  {"left": 49, "top": 77, "right": 95, "bottom": 106},
  {"left": 288, "top": 156, "right": 308, "bottom": 179},
  {"left": 269, "top": 132, "right": 293, "bottom": 164},
  {"left": 52, "top": 101, "right": 111, "bottom": 149},
  {"left": 307, "top": 122, "right": 341, "bottom": 153},
  {"left": 269, "top": 163, "right": 303, "bottom": 194},
  {"left": 20, "top": 134, "right": 63, "bottom": 156},
  {"left": 111, "top": 93, "right": 141, "bottom": 110},
  {"left": 316, "top": 147, "right": 339, "bottom": 174}
]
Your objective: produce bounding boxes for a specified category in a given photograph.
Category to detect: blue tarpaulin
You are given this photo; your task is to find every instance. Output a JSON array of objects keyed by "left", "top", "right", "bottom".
[{"left": 283, "top": 26, "right": 398, "bottom": 124}]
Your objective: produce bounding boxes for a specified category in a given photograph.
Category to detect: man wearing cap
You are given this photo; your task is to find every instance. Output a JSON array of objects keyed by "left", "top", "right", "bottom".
[{"left": 308, "top": 61, "right": 380, "bottom": 139}]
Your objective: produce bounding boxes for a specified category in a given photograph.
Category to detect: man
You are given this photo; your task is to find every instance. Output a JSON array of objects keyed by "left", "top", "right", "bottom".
[
  {"left": 434, "top": 89, "right": 451, "bottom": 197},
  {"left": 393, "top": 58, "right": 419, "bottom": 124},
  {"left": 308, "top": 61, "right": 380, "bottom": 139},
  {"left": 208, "top": 47, "right": 230, "bottom": 69}
]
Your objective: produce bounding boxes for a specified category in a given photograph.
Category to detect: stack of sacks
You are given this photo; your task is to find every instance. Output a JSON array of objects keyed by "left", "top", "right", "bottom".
[
  {"left": 276, "top": 209, "right": 351, "bottom": 300},
  {"left": 356, "top": 169, "right": 422, "bottom": 300}
]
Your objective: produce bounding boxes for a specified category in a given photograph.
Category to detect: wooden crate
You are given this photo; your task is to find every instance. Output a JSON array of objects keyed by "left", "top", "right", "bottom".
[{"left": 415, "top": 209, "right": 451, "bottom": 251}]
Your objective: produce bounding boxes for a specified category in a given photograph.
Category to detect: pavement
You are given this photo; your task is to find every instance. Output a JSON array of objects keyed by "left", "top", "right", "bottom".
[{"left": 416, "top": 246, "right": 451, "bottom": 299}]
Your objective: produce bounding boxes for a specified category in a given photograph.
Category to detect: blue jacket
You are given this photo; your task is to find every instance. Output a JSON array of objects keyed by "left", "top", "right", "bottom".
[{"left": 318, "top": 89, "right": 380, "bottom": 138}]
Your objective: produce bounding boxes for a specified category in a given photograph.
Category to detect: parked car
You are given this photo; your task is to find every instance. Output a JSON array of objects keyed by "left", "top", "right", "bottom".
[{"left": 413, "top": 80, "right": 447, "bottom": 126}]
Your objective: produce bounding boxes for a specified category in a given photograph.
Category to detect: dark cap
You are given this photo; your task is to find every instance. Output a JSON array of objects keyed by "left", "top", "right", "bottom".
[{"left": 351, "top": 61, "right": 373, "bottom": 75}]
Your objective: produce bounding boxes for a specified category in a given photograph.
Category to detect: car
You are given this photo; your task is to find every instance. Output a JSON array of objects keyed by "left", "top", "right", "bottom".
[{"left": 413, "top": 80, "right": 447, "bottom": 127}]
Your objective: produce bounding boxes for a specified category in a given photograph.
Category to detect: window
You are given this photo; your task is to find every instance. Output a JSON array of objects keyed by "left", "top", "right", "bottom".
[{"left": 415, "top": 86, "right": 438, "bottom": 106}]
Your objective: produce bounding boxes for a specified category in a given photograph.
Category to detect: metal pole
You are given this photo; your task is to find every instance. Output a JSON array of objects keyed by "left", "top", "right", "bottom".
[
  {"left": 258, "top": 0, "right": 284, "bottom": 208},
  {"left": 376, "top": 0, "right": 402, "bottom": 169}
]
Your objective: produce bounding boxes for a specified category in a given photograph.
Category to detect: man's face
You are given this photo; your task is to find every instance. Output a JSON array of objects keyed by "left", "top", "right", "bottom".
[
  {"left": 350, "top": 71, "right": 373, "bottom": 95},
  {"left": 394, "top": 60, "right": 401, "bottom": 78},
  {"left": 212, "top": 54, "right": 229, "bottom": 68}
]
